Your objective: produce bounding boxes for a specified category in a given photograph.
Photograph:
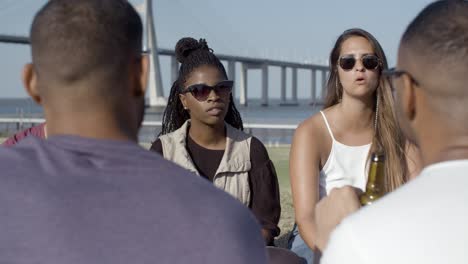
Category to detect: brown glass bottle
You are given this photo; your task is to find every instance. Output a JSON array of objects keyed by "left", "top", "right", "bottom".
[{"left": 360, "top": 152, "right": 386, "bottom": 206}]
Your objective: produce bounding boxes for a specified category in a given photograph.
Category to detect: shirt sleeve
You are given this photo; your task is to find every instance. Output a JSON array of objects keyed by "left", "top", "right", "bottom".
[
  {"left": 1, "top": 123, "right": 46, "bottom": 147},
  {"left": 149, "top": 139, "right": 164, "bottom": 155},
  {"left": 249, "top": 137, "right": 281, "bottom": 245},
  {"left": 1, "top": 137, "right": 17, "bottom": 147},
  {"left": 320, "top": 220, "right": 366, "bottom": 264}
]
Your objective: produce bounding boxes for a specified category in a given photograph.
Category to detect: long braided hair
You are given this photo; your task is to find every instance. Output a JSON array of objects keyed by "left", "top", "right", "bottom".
[{"left": 158, "top": 37, "right": 243, "bottom": 136}]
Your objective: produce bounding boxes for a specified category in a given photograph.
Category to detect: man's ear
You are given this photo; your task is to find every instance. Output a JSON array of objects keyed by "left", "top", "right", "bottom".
[
  {"left": 132, "top": 54, "right": 149, "bottom": 97},
  {"left": 401, "top": 75, "right": 417, "bottom": 122},
  {"left": 22, "top": 63, "right": 41, "bottom": 105}
]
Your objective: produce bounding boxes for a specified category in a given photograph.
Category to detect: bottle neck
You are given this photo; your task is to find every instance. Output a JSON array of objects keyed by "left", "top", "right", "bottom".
[{"left": 366, "top": 160, "right": 385, "bottom": 193}]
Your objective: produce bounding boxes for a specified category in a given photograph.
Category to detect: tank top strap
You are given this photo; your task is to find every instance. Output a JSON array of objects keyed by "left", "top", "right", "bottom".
[{"left": 320, "top": 111, "right": 336, "bottom": 141}]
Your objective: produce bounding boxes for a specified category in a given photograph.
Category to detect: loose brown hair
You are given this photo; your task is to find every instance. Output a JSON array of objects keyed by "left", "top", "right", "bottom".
[{"left": 325, "top": 28, "right": 408, "bottom": 192}]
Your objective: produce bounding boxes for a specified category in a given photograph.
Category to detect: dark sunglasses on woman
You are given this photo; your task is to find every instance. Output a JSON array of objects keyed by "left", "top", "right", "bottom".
[
  {"left": 180, "top": 80, "right": 234, "bottom": 101},
  {"left": 339, "top": 54, "right": 381, "bottom": 71}
]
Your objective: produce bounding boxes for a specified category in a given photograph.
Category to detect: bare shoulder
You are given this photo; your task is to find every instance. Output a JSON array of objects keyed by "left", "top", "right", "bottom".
[{"left": 293, "top": 110, "right": 329, "bottom": 147}]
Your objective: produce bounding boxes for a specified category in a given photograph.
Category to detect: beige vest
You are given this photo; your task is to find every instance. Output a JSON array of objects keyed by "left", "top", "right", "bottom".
[{"left": 159, "top": 120, "right": 252, "bottom": 206}]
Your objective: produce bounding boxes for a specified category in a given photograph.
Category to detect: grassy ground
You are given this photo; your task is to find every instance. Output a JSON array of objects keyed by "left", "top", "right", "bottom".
[{"left": 266, "top": 146, "right": 294, "bottom": 247}]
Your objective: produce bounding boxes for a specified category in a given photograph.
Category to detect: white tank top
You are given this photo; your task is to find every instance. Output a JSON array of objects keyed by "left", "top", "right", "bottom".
[{"left": 318, "top": 111, "right": 372, "bottom": 199}]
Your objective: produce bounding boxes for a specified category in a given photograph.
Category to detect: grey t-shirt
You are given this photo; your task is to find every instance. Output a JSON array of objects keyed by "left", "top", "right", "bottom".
[{"left": 0, "top": 136, "right": 267, "bottom": 264}]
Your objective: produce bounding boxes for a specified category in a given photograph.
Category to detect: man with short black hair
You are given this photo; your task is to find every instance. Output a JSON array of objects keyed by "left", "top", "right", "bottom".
[
  {"left": 321, "top": 1, "right": 468, "bottom": 263},
  {"left": 0, "top": 1, "right": 267, "bottom": 263}
]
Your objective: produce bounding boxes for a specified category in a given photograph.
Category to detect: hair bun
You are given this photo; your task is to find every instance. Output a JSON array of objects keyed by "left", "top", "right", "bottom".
[{"left": 175, "top": 37, "right": 211, "bottom": 63}]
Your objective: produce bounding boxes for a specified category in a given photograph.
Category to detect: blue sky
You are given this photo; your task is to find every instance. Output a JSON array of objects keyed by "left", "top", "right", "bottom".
[{"left": 0, "top": 0, "right": 432, "bottom": 98}]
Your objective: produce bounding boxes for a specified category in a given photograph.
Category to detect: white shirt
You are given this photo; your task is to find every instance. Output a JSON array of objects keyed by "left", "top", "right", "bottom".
[
  {"left": 319, "top": 111, "right": 371, "bottom": 198},
  {"left": 321, "top": 160, "right": 468, "bottom": 264}
]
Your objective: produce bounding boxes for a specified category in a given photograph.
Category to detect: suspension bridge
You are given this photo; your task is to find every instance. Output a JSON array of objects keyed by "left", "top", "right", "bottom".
[{"left": 0, "top": 0, "right": 330, "bottom": 108}]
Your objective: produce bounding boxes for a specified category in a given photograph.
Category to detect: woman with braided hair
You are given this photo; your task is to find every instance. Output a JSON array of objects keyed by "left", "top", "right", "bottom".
[{"left": 150, "top": 37, "right": 283, "bottom": 248}]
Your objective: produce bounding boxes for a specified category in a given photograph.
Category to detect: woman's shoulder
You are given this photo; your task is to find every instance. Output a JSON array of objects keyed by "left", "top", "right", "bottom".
[
  {"left": 295, "top": 109, "right": 330, "bottom": 139},
  {"left": 249, "top": 136, "right": 273, "bottom": 168},
  {"left": 150, "top": 125, "right": 186, "bottom": 154},
  {"left": 250, "top": 136, "right": 268, "bottom": 154},
  {"left": 291, "top": 107, "right": 338, "bottom": 158},
  {"left": 149, "top": 138, "right": 163, "bottom": 154},
  {"left": 158, "top": 122, "right": 189, "bottom": 143},
  {"left": 226, "top": 123, "right": 251, "bottom": 142}
]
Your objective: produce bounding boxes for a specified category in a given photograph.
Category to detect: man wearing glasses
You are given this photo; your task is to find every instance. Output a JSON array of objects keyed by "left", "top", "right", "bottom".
[{"left": 322, "top": 1, "right": 468, "bottom": 263}]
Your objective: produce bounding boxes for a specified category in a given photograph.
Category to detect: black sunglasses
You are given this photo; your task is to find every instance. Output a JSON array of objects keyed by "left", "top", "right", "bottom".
[
  {"left": 339, "top": 54, "right": 381, "bottom": 71},
  {"left": 180, "top": 80, "right": 234, "bottom": 101}
]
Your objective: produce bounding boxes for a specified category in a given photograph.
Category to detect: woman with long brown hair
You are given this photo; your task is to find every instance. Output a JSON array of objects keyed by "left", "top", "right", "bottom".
[{"left": 288, "top": 28, "right": 421, "bottom": 263}]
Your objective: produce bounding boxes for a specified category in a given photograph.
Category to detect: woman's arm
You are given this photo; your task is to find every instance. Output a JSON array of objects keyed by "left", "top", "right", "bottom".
[
  {"left": 149, "top": 139, "right": 163, "bottom": 155},
  {"left": 290, "top": 120, "right": 322, "bottom": 250},
  {"left": 290, "top": 119, "right": 361, "bottom": 252},
  {"left": 249, "top": 137, "right": 281, "bottom": 246}
]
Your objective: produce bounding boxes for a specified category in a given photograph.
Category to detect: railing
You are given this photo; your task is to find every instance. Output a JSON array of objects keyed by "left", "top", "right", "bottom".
[{"left": 0, "top": 117, "right": 298, "bottom": 130}]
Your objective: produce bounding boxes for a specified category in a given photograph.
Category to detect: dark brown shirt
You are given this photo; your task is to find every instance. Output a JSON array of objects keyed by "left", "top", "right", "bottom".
[{"left": 151, "top": 136, "right": 281, "bottom": 245}]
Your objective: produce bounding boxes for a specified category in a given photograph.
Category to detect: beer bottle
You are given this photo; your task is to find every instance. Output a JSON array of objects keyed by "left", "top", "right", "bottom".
[{"left": 360, "top": 152, "right": 386, "bottom": 206}]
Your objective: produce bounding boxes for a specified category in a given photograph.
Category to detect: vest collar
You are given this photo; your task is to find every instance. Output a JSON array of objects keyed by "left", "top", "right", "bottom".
[{"left": 174, "top": 120, "right": 251, "bottom": 174}]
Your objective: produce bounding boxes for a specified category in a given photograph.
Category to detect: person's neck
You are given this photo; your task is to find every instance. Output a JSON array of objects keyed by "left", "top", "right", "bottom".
[
  {"left": 188, "top": 119, "right": 226, "bottom": 150},
  {"left": 420, "top": 133, "right": 468, "bottom": 167},
  {"left": 336, "top": 96, "right": 375, "bottom": 131},
  {"left": 45, "top": 110, "right": 138, "bottom": 143}
]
